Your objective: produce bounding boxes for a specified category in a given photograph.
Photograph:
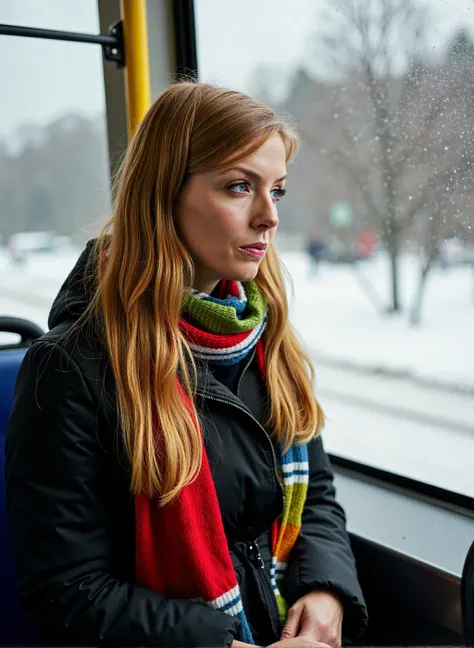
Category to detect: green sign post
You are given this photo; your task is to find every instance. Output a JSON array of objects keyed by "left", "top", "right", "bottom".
[{"left": 330, "top": 201, "right": 353, "bottom": 229}]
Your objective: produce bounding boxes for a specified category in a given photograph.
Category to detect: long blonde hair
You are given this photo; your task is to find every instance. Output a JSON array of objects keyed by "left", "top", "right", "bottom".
[{"left": 86, "top": 82, "right": 324, "bottom": 504}]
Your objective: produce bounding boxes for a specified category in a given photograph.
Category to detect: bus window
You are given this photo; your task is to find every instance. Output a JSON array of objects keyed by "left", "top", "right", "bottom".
[
  {"left": 194, "top": 0, "right": 474, "bottom": 497},
  {"left": 0, "top": 0, "right": 111, "bottom": 345}
]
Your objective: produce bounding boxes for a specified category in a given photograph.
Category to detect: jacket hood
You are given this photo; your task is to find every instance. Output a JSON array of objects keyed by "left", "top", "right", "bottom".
[{"left": 48, "top": 239, "right": 97, "bottom": 330}]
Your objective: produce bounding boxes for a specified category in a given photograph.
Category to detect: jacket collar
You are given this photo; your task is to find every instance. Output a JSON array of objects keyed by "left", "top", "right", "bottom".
[{"left": 192, "top": 351, "right": 256, "bottom": 415}]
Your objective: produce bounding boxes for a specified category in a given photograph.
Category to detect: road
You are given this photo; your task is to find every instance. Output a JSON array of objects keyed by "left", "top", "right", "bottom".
[{"left": 316, "top": 358, "right": 474, "bottom": 497}]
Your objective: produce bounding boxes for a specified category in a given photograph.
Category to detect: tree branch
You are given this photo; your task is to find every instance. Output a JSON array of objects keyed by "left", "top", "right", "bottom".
[
  {"left": 336, "top": 151, "right": 383, "bottom": 223},
  {"left": 392, "top": 99, "right": 446, "bottom": 179},
  {"left": 401, "top": 165, "right": 464, "bottom": 229}
]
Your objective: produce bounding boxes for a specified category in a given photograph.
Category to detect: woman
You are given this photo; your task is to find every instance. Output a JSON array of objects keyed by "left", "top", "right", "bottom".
[{"left": 5, "top": 82, "right": 367, "bottom": 648}]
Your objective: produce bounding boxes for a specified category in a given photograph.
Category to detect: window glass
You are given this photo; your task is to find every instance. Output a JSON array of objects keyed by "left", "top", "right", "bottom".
[
  {"left": 0, "top": 0, "right": 101, "bottom": 32},
  {"left": 195, "top": 0, "right": 474, "bottom": 497},
  {"left": 0, "top": 0, "right": 110, "bottom": 339}
]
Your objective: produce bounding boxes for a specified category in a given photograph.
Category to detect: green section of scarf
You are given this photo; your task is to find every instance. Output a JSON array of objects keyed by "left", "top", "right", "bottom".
[{"left": 182, "top": 281, "right": 266, "bottom": 334}]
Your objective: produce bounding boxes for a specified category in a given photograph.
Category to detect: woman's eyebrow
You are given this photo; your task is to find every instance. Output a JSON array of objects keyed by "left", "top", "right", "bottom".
[{"left": 217, "top": 166, "right": 287, "bottom": 183}]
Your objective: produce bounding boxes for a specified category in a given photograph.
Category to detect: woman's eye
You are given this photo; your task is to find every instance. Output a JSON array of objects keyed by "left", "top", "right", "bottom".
[
  {"left": 271, "top": 187, "right": 287, "bottom": 201},
  {"left": 228, "top": 182, "right": 250, "bottom": 194}
]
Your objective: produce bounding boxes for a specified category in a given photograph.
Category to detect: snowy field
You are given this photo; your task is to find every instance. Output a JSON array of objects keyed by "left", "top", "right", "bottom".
[
  {"left": 1, "top": 246, "right": 473, "bottom": 390},
  {"left": 1, "top": 246, "right": 473, "bottom": 496},
  {"left": 283, "top": 251, "right": 474, "bottom": 392}
]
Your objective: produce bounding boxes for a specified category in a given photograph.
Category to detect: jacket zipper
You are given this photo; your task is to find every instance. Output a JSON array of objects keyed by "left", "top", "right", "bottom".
[
  {"left": 248, "top": 538, "right": 265, "bottom": 569},
  {"left": 248, "top": 538, "right": 283, "bottom": 638},
  {"left": 194, "top": 390, "right": 286, "bottom": 511},
  {"left": 234, "top": 353, "right": 285, "bottom": 576},
  {"left": 207, "top": 362, "right": 284, "bottom": 638}
]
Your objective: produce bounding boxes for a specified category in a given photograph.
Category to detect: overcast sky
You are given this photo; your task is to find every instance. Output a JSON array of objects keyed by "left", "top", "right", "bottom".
[{"left": 0, "top": 0, "right": 473, "bottom": 142}]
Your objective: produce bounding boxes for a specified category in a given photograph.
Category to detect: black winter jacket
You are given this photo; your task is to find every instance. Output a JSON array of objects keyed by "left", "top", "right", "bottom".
[{"left": 5, "top": 242, "right": 368, "bottom": 647}]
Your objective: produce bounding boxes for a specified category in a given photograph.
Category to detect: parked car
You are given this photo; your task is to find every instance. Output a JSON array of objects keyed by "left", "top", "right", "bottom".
[{"left": 7, "top": 231, "right": 56, "bottom": 265}]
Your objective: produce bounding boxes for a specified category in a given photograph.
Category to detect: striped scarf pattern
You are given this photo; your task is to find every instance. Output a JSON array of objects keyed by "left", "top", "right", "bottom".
[
  {"left": 181, "top": 280, "right": 267, "bottom": 366},
  {"left": 271, "top": 442, "right": 310, "bottom": 623},
  {"left": 135, "top": 280, "right": 309, "bottom": 643}
]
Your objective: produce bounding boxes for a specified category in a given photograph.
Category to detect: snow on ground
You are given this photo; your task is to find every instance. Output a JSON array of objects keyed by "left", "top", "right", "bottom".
[
  {"left": 0, "top": 248, "right": 79, "bottom": 338},
  {"left": 321, "top": 391, "right": 474, "bottom": 498},
  {"left": 1, "top": 245, "right": 473, "bottom": 495},
  {"left": 1, "top": 246, "right": 473, "bottom": 390},
  {"left": 282, "top": 251, "right": 474, "bottom": 391},
  {"left": 316, "top": 364, "right": 474, "bottom": 497}
]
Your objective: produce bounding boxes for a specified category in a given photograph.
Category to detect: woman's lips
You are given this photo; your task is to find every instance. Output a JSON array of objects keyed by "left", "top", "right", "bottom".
[{"left": 238, "top": 245, "right": 267, "bottom": 258}]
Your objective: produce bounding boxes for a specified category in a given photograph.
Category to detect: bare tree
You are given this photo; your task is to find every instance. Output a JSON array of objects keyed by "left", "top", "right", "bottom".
[
  {"left": 308, "top": 0, "right": 470, "bottom": 313},
  {"left": 409, "top": 203, "right": 443, "bottom": 326},
  {"left": 410, "top": 147, "right": 474, "bottom": 325}
]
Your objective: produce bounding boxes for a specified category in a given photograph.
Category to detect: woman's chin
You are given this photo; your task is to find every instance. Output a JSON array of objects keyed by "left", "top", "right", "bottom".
[
  {"left": 215, "top": 260, "right": 262, "bottom": 283},
  {"left": 232, "top": 267, "right": 260, "bottom": 283}
]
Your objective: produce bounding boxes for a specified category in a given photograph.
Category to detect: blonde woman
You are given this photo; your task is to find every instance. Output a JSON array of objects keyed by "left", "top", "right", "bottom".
[{"left": 6, "top": 83, "right": 367, "bottom": 648}]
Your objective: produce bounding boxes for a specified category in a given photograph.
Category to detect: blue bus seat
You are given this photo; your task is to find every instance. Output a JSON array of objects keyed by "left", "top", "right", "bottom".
[{"left": 1, "top": 317, "right": 44, "bottom": 645}]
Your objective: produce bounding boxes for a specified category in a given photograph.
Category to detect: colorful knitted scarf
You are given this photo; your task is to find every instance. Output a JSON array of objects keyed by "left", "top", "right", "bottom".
[{"left": 135, "top": 280, "right": 309, "bottom": 643}]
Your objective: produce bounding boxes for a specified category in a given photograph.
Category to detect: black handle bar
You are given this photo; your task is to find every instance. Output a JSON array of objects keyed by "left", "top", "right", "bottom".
[{"left": 0, "top": 317, "right": 44, "bottom": 344}]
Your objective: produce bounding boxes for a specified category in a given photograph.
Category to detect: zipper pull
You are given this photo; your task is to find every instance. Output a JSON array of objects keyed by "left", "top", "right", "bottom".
[{"left": 249, "top": 540, "right": 265, "bottom": 569}]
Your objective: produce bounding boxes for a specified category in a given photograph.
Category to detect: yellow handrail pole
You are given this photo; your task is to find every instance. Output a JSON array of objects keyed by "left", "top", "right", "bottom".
[{"left": 120, "top": 0, "right": 152, "bottom": 137}]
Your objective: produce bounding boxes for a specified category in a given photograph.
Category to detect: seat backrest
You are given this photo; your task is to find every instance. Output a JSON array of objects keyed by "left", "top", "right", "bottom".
[{"left": 0, "top": 346, "right": 36, "bottom": 645}]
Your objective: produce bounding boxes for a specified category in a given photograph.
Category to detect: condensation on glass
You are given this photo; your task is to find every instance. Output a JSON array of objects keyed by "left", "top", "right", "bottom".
[{"left": 195, "top": 0, "right": 474, "bottom": 496}]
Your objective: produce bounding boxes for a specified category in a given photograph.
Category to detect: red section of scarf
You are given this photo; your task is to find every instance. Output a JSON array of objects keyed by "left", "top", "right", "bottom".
[{"left": 135, "top": 339, "right": 268, "bottom": 603}]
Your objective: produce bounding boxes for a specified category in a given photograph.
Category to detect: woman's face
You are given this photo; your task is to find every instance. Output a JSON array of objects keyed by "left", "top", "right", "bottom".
[{"left": 175, "top": 134, "right": 287, "bottom": 294}]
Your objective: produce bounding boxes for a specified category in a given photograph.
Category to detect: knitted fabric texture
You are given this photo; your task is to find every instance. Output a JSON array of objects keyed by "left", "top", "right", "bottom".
[
  {"left": 135, "top": 280, "right": 309, "bottom": 643},
  {"left": 180, "top": 280, "right": 267, "bottom": 366},
  {"left": 182, "top": 280, "right": 266, "bottom": 333}
]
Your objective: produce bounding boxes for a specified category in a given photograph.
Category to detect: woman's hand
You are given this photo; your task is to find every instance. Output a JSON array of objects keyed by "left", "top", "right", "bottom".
[
  {"left": 267, "top": 639, "right": 331, "bottom": 648},
  {"left": 278, "top": 590, "right": 344, "bottom": 648}
]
